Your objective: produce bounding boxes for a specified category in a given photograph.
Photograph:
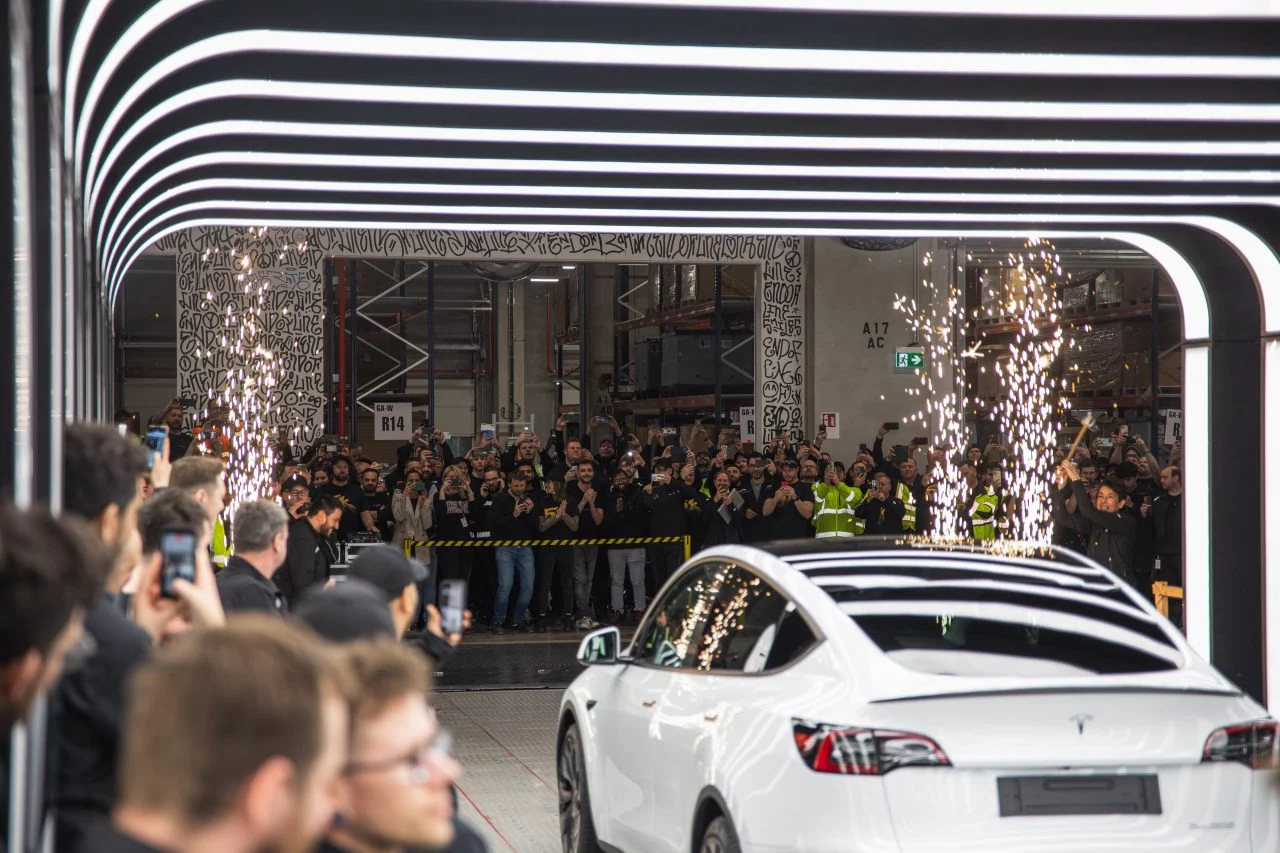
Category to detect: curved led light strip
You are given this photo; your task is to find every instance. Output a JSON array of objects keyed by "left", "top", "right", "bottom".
[
  {"left": 104, "top": 174, "right": 1280, "bottom": 269},
  {"left": 91, "top": 117, "right": 1280, "bottom": 257},
  {"left": 88, "top": 107, "right": 1280, "bottom": 237},
  {"left": 72, "top": 20, "right": 1280, "bottom": 175},
  {"left": 542, "top": 0, "right": 1280, "bottom": 16},
  {"left": 80, "top": 72, "right": 1280, "bottom": 217}
]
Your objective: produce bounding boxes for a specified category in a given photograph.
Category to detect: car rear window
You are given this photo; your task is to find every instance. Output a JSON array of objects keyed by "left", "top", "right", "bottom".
[{"left": 852, "top": 614, "right": 1179, "bottom": 676}]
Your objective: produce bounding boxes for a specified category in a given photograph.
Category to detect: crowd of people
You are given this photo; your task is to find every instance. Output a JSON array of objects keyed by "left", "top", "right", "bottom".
[
  {"left": 2, "top": 421, "right": 481, "bottom": 853},
  {"left": 255, "top": 409, "right": 1184, "bottom": 633}
]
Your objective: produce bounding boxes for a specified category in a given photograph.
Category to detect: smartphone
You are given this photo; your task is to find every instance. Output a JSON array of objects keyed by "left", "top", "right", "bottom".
[
  {"left": 440, "top": 579, "right": 467, "bottom": 635},
  {"left": 481, "top": 424, "right": 496, "bottom": 441},
  {"left": 143, "top": 424, "right": 168, "bottom": 468},
  {"left": 859, "top": 443, "right": 869, "bottom": 452},
  {"left": 883, "top": 422, "right": 900, "bottom": 431},
  {"left": 159, "top": 527, "right": 198, "bottom": 599},
  {"left": 116, "top": 423, "right": 130, "bottom": 437},
  {"left": 651, "top": 473, "right": 663, "bottom": 484},
  {"left": 913, "top": 436, "right": 930, "bottom": 446},
  {"left": 325, "top": 443, "right": 338, "bottom": 453},
  {"left": 595, "top": 415, "right": 609, "bottom": 426}
]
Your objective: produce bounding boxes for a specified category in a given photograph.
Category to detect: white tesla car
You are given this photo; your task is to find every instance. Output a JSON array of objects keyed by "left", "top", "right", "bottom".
[{"left": 557, "top": 538, "right": 1279, "bottom": 853}]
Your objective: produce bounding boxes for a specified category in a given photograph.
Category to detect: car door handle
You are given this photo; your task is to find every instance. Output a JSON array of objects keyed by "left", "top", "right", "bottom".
[
  {"left": 704, "top": 713, "right": 719, "bottom": 722},
  {"left": 642, "top": 700, "right": 657, "bottom": 708}
]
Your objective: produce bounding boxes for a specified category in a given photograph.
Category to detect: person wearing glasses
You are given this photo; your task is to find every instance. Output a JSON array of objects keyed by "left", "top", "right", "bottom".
[{"left": 320, "top": 639, "right": 466, "bottom": 853}]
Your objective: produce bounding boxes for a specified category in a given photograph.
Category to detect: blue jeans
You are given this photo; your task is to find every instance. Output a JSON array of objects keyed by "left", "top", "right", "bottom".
[{"left": 493, "top": 546, "right": 536, "bottom": 625}]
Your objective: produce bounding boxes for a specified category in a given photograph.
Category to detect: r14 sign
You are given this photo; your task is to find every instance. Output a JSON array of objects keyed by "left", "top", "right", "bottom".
[{"left": 374, "top": 402, "right": 412, "bottom": 440}]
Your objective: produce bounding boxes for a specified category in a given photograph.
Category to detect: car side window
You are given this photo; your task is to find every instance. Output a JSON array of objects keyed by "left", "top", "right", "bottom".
[
  {"left": 634, "top": 561, "right": 813, "bottom": 673},
  {"left": 634, "top": 561, "right": 724, "bottom": 669}
]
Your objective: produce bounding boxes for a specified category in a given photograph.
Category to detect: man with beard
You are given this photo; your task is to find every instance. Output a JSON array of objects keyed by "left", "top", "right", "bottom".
[
  {"left": 361, "top": 467, "right": 395, "bottom": 541},
  {"left": 168, "top": 456, "right": 229, "bottom": 568},
  {"left": 75, "top": 619, "right": 350, "bottom": 853},
  {"left": 158, "top": 398, "right": 193, "bottom": 459},
  {"left": 738, "top": 452, "right": 775, "bottom": 543},
  {"left": 317, "top": 455, "right": 378, "bottom": 541},
  {"left": 277, "top": 496, "right": 343, "bottom": 607}
]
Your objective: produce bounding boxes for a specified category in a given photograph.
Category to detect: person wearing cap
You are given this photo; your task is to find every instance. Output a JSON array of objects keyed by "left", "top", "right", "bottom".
[
  {"left": 762, "top": 458, "right": 815, "bottom": 540},
  {"left": 316, "top": 454, "right": 378, "bottom": 542},
  {"left": 277, "top": 495, "right": 342, "bottom": 607},
  {"left": 324, "top": 545, "right": 462, "bottom": 666},
  {"left": 280, "top": 472, "right": 313, "bottom": 519},
  {"left": 855, "top": 472, "right": 906, "bottom": 535},
  {"left": 292, "top": 590, "right": 487, "bottom": 853}
]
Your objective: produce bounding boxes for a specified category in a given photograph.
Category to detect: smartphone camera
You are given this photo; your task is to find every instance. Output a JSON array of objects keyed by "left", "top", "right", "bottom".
[
  {"left": 440, "top": 579, "right": 467, "bottom": 635},
  {"left": 159, "top": 527, "right": 198, "bottom": 599},
  {"left": 143, "top": 425, "right": 168, "bottom": 469}
]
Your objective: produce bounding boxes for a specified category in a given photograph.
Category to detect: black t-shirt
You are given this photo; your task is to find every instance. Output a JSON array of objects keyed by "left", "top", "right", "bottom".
[
  {"left": 564, "top": 481, "right": 605, "bottom": 537},
  {"left": 362, "top": 490, "right": 394, "bottom": 540},
  {"left": 433, "top": 490, "right": 478, "bottom": 540},
  {"left": 769, "top": 480, "right": 816, "bottom": 540},
  {"left": 536, "top": 491, "right": 576, "bottom": 539},
  {"left": 316, "top": 481, "right": 368, "bottom": 540}
]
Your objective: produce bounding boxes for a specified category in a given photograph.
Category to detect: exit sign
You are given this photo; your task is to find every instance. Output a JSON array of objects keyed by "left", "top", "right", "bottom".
[{"left": 894, "top": 347, "right": 925, "bottom": 371}]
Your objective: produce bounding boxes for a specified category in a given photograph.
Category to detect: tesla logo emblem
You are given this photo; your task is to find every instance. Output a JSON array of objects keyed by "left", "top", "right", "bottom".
[{"left": 1069, "top": 714, "right": 1094, "bottom": 735}]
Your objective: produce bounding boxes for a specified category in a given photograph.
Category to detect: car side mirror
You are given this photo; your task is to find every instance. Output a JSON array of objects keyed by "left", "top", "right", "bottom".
[{"left": 577, "top": 626, "right": 623, "bottom": 666}]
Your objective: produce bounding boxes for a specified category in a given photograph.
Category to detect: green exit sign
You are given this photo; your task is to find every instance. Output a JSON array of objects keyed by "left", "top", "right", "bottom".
[{"left": 895, "top": 348, "right": 925, "bottom": 370}]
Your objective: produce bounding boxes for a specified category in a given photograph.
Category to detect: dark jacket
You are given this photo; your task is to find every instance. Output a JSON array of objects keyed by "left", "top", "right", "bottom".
[
  {"left": 486, "top": 491, "right": 540, "bottom": 541},
  {"left": 643, "top": 480, "right": 701, "bottom": 536},
  {"left": 1152, "top": 491, "right": 1183, "bottom": 557},
  {"left": 1054, "top": 481, "right": 1138, "bottom": 584},
  {"left": 278, "top": 517, "right": 332, "bottom": 605},
  {"left": 856, "top": 494, "right": 906, "bottom": 535},
  {"left": 738, "top": 477, "right": 776, "bottom": 542},
  {"left": 605, "top": 483, "right": 649, "bottom": 540},
  {"left": 702, "top": 492, "right": 744, "bottom": 547},
  {"left": 216, "top": 556, "right": 287, "bottom": 615},
  {"left": 53, "top": 597, "right": 153, "bottom": 851}
]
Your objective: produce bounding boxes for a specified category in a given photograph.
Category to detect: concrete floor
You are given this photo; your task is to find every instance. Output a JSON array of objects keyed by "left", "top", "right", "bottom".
[{"left": 434, "top": 689, "right": 563, "bottom": 853}]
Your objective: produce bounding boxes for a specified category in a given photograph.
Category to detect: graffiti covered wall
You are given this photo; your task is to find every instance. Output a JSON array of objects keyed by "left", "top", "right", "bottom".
[{"left": 149, "top": 229, "right": 806, "bottom": 440}]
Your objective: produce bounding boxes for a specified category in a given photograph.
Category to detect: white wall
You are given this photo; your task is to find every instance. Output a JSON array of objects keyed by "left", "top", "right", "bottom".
[{"left": 809, "top": 238, "right": 955, "bottom": 463}]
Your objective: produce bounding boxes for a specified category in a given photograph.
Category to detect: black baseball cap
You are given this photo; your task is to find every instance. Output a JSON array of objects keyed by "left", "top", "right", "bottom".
[
  {"left": 347, "top": 544, "right": 429, "bottom": 600},
  {"left": 294, "top": 580, "right": 396, "bottom": 642},
  {"left": 281, "top": 474, "right": 310, "bottom": 491}
]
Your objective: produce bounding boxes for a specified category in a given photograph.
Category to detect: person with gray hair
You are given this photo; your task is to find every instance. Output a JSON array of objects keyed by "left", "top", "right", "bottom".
[{"left": 215, "top": 499, "right": 290, "bottom": 615}]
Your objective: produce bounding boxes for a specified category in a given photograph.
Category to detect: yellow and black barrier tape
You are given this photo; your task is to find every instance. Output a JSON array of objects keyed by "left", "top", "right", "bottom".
[{"left": 403, "top": 535, "right": 692, "bottom": 560}]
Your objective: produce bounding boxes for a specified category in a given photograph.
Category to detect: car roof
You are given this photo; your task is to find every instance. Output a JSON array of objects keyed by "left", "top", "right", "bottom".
[
  {"left": 757, "top": 535, "right": 1094, "bottom": 567},
  {"left": 751, "top": 537, "right": 1178, "bottom": 650}
]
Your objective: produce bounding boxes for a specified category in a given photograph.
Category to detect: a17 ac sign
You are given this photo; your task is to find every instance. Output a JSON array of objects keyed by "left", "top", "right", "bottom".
[{"left": 374, "top": 402, "right": 412, "bottom": 441}]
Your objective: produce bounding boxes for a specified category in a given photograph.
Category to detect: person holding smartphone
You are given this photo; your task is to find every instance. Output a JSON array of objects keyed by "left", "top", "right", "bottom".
[
  {"left": 432, "top": 466, "right": 477, "bottom": 597},
  {"left": 855, "top": 472, "right": 906, "bottom": 535},
  {"left": 642, "top": 458, "right": 701, "bottom": 586},
  {"left": 486, "top": 471, "right": 540, "bottom": 633}
]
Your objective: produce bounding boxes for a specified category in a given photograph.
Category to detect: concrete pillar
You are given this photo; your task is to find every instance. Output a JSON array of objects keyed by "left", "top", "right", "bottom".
[{"left": 809, "top": 238, "right": 952, "bottom": 462}]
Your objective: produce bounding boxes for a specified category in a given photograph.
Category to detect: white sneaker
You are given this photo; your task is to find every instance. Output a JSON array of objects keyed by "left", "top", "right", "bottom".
[{"left": 577, "top": 616, "right": 599, "bottom": 630}]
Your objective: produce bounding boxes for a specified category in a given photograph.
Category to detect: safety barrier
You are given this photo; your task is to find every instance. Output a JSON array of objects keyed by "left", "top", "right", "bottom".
[
  {"left": 1151, "top": 580, "right": 1184, "bottom": 620},
  {"left": 404, "top": 535, "right": 692, "bottom": 561}
]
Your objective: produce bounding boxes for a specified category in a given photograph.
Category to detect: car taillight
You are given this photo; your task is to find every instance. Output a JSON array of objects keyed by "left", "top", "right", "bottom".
[
  {"left": 793, "top": 720, "right": 950, "bottom": 775},
  {"left": 1202, "top": 720, "right": 1279, "bottom": 769}
]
